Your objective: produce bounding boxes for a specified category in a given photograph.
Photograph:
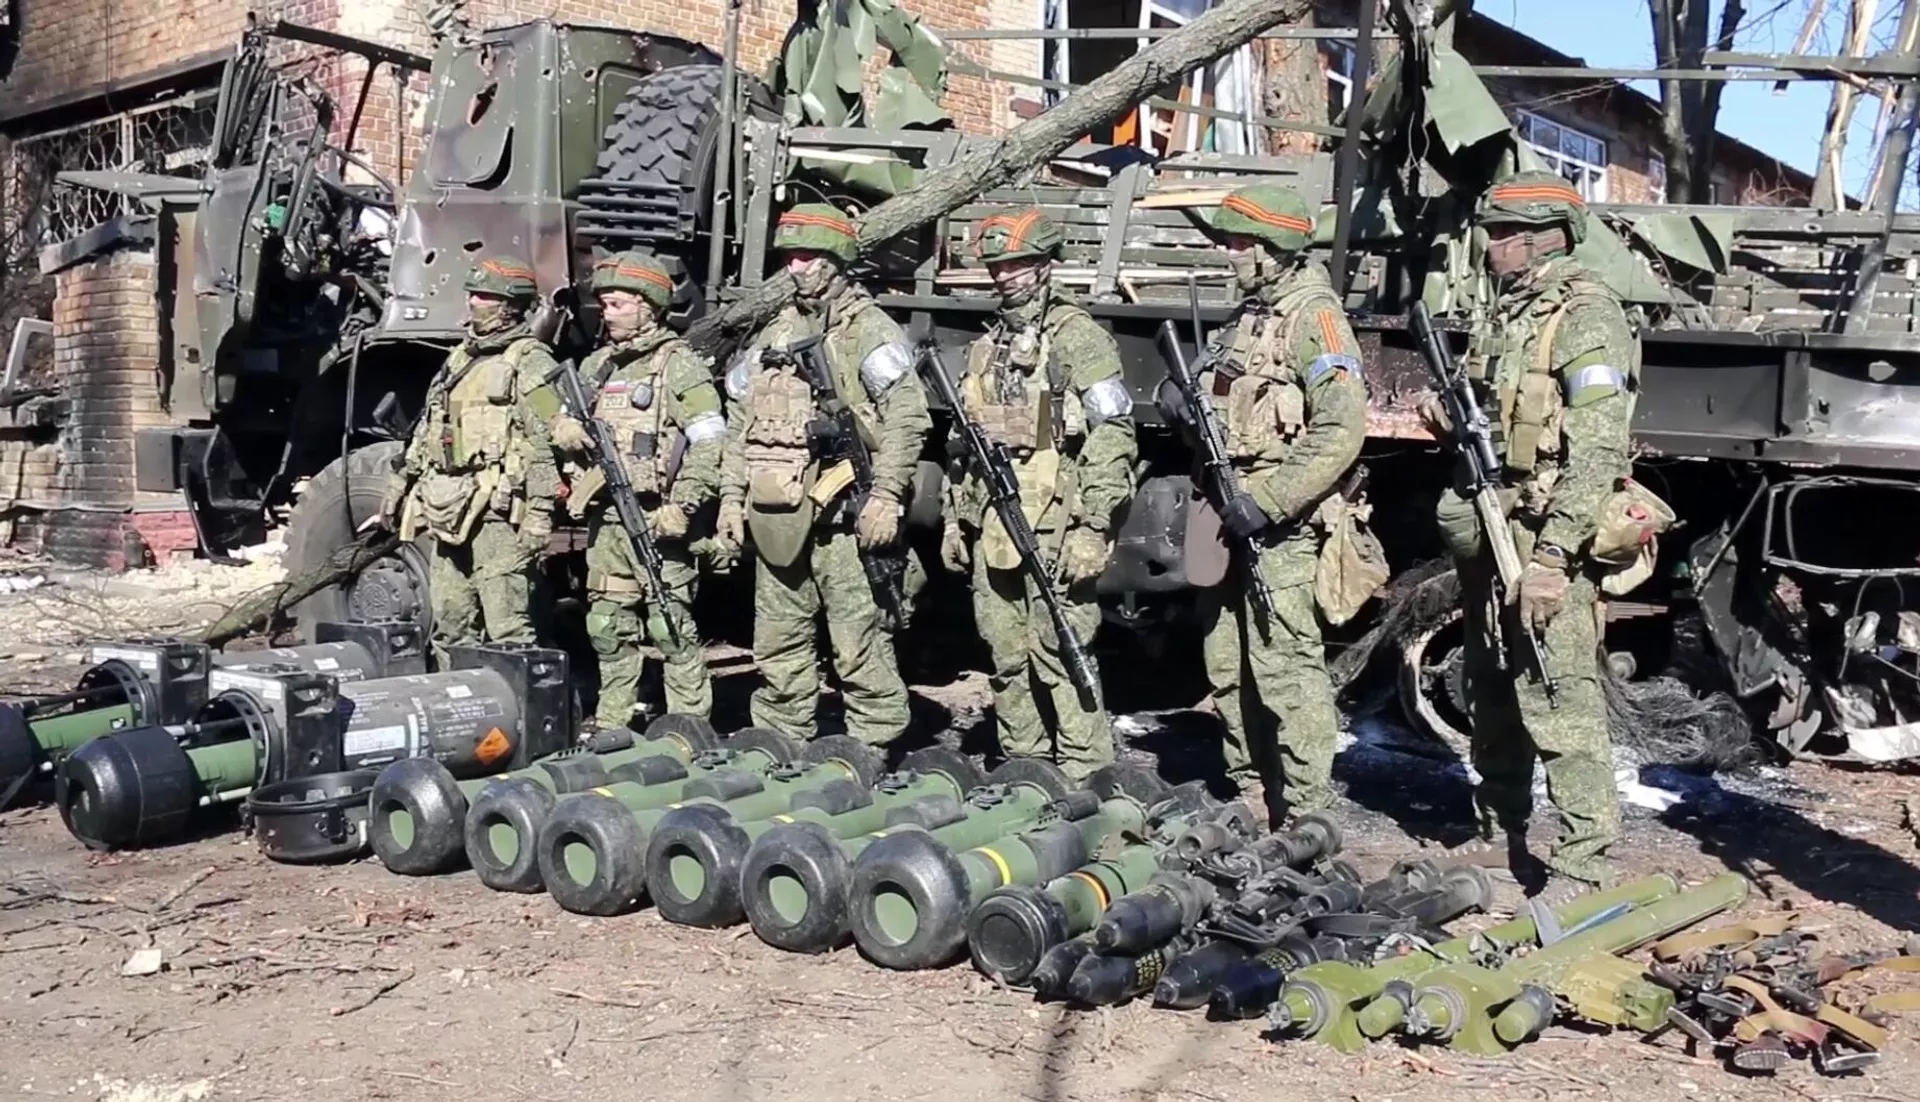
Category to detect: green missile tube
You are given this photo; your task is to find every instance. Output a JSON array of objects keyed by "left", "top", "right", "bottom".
[
  {"left": 849, "top": 763, "right": 1173, "bottom": 971},
  {"left": 460, "top": 724, "right": 787, "bottom": 892},
  {"left": 1270, "top": 873, "right": 1681, "bottom": 1053},
  {"left": 58, "top": 725, "right": 259, "bottom": 850},
  {"left": 643, "top": 747, "right": 989, "bottom": 929},
  {"left": 537, "top": 735, "right": 886, "bottom": 916},
  {"left": 1403, "top": 872, "right": 1749, "bottom": 1056},
  {"left": 369, "top": 713, "right": 727, "bottom": 876},
  {"left": 742, "top": 759, "right": 1079, "bottom": 955},
  {"left": 966, "top": 797, "right": 1261, "bottom": 986}
]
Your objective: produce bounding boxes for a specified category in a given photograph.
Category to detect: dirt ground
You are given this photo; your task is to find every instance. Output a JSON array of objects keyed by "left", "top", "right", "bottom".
[{"left": 0, "top": 552, "right": 1917, "bottom": 1102}]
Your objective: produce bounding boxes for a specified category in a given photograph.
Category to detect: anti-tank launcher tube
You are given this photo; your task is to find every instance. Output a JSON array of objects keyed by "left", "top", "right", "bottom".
[
  {"left": 535, "top": 735, "right": 885, "bottom": 917},
  {"left": 464, "top": 726, "right": 800, "bottom": 893},
  {"left": 849, "top": 764, "right": 1174, "bottom": 971},
  {"left": 644, "top": 747, "right": 987, "bottom": 929},
  {"left": 57, "top": 642, "right": 565, "bottom": 850},
  {"left": 967, "top": 793, "right": 1259, "bottom": 987},
  {"left": 0, "top": 622, "right": 420, "bottom": 807},
  {"left": 741, "top": 759, "right": 1078, "bottom": 955},
  {"left": 368, "top": 712, "right": 725, "bottom": 878},
  {"left": 1402, "top": 873, "right": 1750, "bottom": 1056}
]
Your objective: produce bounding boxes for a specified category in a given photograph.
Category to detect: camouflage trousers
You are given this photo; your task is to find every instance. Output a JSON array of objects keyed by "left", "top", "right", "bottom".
[
  {"left": 1198, "top": 528, "right": 1338, "bottom": 815},
  {"left": 585, "top": 515, "right": 709, "bottom": 728},
  {"left": 1459, "top": 555, "right": 1619, "bottom": 886},
  {"left": 750, "top": 527, "right": 909, "bottom": 746},
  {"left": 974, "top": 555, "right": 1114, "bottom": 781},
  {"left": 427, "top": 518, "right": 538, "bottom": 664}
]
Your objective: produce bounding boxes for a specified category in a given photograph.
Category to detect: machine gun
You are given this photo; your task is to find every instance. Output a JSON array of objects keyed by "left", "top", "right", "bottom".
[
  {"left": 549, "top": 358, "right": 678, "bottom": 643},
  {"left": 1155, "top": 316, "right": 1277, "bottom": 637},
  {"left": 1409, "top": 302, "right": 1556, "bottom": 706},
  {"left": 916, "top": 340, "right": 1098, "bottom": 700},
  {"left": 763, "top": 335, "right": 908, "bottom": 629}
]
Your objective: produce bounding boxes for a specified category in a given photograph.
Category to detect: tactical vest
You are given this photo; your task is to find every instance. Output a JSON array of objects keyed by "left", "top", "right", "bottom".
[
  {"left": 592, "top": 343, "right": 682, "bottom": 500},
  {"left": 1203, "top": 274, "right": 1336, "bottom": 464},
  {"left": 961, "top": 306, "right": 1091, "bottom": 565},
  {"left": 1471, "top": 270, "right": 1635, "bottom": 479},
  {"left": 412, "top": 337, "right": 540, "bottom": 544}
]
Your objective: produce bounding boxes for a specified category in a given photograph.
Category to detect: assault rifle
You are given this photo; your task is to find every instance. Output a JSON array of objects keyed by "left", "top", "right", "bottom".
[
  {"left": 1409, "top": 302, "right": 1556, "bottom": 706},
  {"left": 916, "top": 340, "right": 1099, "bottom": 700},
  {"left": 765, "top": 335, "right": 906, "bottom": 628},
  {"left": 1155, "top": 317, "right": 1278, "bottom": 636},
  {"left": 549, "top": 358, "right": 678, "bottom": 643}
]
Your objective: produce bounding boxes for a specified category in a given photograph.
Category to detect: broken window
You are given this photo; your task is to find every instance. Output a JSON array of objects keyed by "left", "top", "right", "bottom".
[
  {"left": 1043, "top": 0, "right": 1262, "bottom": 156},
  {"left": 1515, "top": 109, "right": 1610, "bottom": 202},
  {"left": 1323, "top": 39, "right": 1356, "bottom": 122}
]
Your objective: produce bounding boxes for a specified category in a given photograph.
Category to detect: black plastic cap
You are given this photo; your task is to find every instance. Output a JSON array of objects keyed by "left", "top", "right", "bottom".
[
  {"left": 683, "top": 768, "right": 765, "bottom": 802},
  {"left": 539, "top": 755, "right": 611, "bottom": 793},
  {"left": 896, "top": 746, "right": 986, "bottom": 794},
  {"left": 741, "top": 820, "right": 855, "bottom": 953},
  {"left": 848, "top": 828, "right": 971, "bottom": 971},
  {"left": 537, "top": 793, "right": 651, "bottom": 916},
  {"left": 1208, "top": 960, "right": 1285, "bottom": 1021},
  {"left": 0, "top": 702, "right": 39, "bottom": 809},
  {"left": 464, "top": 779, "right": 559, "bottom": 893},
  {"left": 1065, "top": 952, "right": 1141, "bottom": 1007},
  {"left": 788, "top": 777, "right": 871, "bottom": 817},
  {"left": 609, "top": 755, "right": 690, "bottom": 787},
  {"left": 247, "top": 769, "right": 378, "bottom": 865},
  {"left": 642, "top": 712, "right": 720, "bottom": 753},
  {"left": 1153, "top": 940, "right": 1248, "bottom": 1011},
  {"left": 800, "top": 734, "right": 886, "bottom": 789},
  {"left": 645, "top": 804, "right": 753, "bottom": 928},
  {"left": 368, "top": 757, "right": 469, "bottom": 875},
  {"left": 967, "top": 884, "right": 1070, "bottom": 986},
  {"left": 721, "top": 726, "right": 802, "bottom": 766},
  {"left": 984, "top": 757, "right": 1073, "bottom": 801},
  {"left": 57, "top": 725, "right": 199, "bottom": 850},
  {"left": 1030, "top": 937, "right": 1096, "bottom": 1000}
]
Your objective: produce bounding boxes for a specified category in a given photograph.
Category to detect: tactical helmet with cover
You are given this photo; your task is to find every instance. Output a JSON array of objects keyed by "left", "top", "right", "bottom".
[
  {"left": 1209, "top": 185, "right": 1316, "bottom": 253},
  {"left": 772, "top": 203, "right": 860, "bottom": 263},
  {"left": 591, "top": 251, "right": 677, "bottom": 310},
  {"left": 973, "top": 205, "right": 1065, "bottom": 264},
  {"left": 463, "top": 256, "right": 539, "bottom": 301},
  {"left": 1477, "top": 171, "right": 1589, "bottom": 244}
]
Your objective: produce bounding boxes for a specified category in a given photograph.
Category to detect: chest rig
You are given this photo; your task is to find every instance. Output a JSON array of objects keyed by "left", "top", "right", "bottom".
[
  {"left": 961, "top": 310, "right": 1086, "bottom": 456},
  {"left": 1204, "top": 280, "right": 1329, "bottom": 462},
  {"left": 591, "top": 341, "right": 679, "bottom": 499},
  {"left": 426, "top": 340, "right": 530, "bottom": 474},
  {"left": 1467, "top": 270, "right": 1625, "bottom": 478}
]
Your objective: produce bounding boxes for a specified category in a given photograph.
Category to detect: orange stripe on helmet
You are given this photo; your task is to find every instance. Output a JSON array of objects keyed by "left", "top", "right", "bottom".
[
  {"left": 481, "top": 259, "right": 536, "bottom": 280},
  {"left": 1490, "top": 184, "right": 1587, "bottom": 206},
  {"left": 777, "top": 211, "right": 857, "bottom": 236},
  {"left": 1221, "top": 194, "right": 1313, "bottom": 233},
  {"left": 602, "top": 262, "right": 673, "bottom": 290},
  {"left": 974, "top": 208, "right": 1045, "bottom": 256}
]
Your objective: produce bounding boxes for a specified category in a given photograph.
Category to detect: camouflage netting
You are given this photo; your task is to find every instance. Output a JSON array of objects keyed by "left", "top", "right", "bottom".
[{"left": 1335, "top": 563, "right": 1761, "bottom": 775}]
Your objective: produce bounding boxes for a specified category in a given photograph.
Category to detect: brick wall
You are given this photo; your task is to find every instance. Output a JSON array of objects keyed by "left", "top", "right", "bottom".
[{"left": 0, "top": 0, "right": 249, "bottom": 119}]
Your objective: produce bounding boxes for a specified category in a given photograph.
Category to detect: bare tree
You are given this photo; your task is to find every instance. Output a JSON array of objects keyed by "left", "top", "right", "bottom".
[{"left": 1648, "top": 0, "right": 1750, "bottom": 203}]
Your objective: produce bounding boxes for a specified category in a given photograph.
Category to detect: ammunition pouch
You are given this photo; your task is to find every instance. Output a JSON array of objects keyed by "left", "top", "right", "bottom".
[
  {"left": 1312, "top": 493, "right": 1390, "bottom": 626},
  {"left": 745, "top": 443, "right": 811, "bottom": 510},
  {"left": 1590, "top": 478, "right": 1675, "bottom": 596},
  {"left": 980, "top": 448, "right": 1063, "bottom": 572}
]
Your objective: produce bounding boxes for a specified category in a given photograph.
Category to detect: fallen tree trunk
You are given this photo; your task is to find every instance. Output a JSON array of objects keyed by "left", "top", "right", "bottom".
[
  {"left": 688, "top": 0, "right": 1313, "bottom": 355},
  {"left": 199, "top": 532, "right": 400, "bottom": 648}
]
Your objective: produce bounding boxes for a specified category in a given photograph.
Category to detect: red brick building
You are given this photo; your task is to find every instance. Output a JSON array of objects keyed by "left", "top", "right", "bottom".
[{"left": 0, "top": 1, "right": 1821, "bottom": 567}]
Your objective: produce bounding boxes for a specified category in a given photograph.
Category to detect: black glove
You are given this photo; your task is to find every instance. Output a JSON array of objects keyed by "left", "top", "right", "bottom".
[{"left": 1220, "top": 492, "right": 1270, "bottom": 540}]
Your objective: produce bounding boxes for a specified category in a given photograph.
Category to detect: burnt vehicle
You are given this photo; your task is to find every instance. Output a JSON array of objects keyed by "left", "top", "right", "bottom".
[{"left": 56, "top": 8, "right": 1920, "bottom": 762}]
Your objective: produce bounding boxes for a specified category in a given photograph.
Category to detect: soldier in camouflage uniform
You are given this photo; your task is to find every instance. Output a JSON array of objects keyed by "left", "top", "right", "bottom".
[
  {"left": 551, "top": 252, "right": 726, "bottom": 728},
  {"left": 1431, "top": 171, "right": 1638, "bottom": 894},
  {"left": 382, "top": 256, "right": 562, "bottom": 663},
  {"left": 1191, "top": 185, "right": 1367, "bottom": 821},
  {"left": 940, "top": 206, "right": 1136, "bottom": 781},
  {"left": 716, "top": 204, "right": 932, "bottom": 746}
]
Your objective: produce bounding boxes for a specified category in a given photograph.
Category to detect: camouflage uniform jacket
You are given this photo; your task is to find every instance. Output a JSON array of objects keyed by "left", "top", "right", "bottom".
[
  {"left": 1205, "top": 261, "right": 1367, "bottom": 523},
  {"left": 574, "top": 329, "right": 726, "bottom": 521},
  {"left": 1471, "top": 255, "right": 1638, "bottom": 557},
  {"left": 950, "top": 292, "right": 1137, "bottom": 541}
]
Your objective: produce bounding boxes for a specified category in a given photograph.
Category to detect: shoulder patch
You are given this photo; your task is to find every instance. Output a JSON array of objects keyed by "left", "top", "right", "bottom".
[
  {"left": 1313, "top": 309, "right": 1355, "bottom": 356},
  {"left": 1307, "top": 353, "right": 1362, "bottom": 387}
]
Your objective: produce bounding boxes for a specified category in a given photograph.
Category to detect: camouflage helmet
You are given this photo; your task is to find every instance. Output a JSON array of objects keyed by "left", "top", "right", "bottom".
[
  {"left": 772, "top": 203, "right": 859, "bottom": 263},
  {"left": 1210, "top": 185, "right": 1315, "bottom": 252},
  {"left": 463, "top": 255, "right": 539, "bottom": 301},
  {"left": 973, "top": 205, "right": 1065, "bottom": 264},
  {"left": 1479, "top": 171, "right": 1588, "bottom": 243},
  {"left": 590, "top": 250, "right": 676, "bottom": 309}
]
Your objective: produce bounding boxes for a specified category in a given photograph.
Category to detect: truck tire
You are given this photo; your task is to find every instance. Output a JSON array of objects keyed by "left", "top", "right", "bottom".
[
  {"left": 593, "top": 63, "right": 764, "bottom": 325},
  {"left": 283, "top": 441, "right": 432, "bottom": 644}
]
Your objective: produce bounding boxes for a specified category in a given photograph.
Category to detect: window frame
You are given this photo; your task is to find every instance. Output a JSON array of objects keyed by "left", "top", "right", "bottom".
[{"left": 1513, "top": 108, "right": 1611, "bottom": 203}]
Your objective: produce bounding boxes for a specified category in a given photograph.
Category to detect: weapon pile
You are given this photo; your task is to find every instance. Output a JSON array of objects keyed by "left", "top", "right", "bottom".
[{"left": 6, "top": 630, "right": 1912, "bottom": 1074}]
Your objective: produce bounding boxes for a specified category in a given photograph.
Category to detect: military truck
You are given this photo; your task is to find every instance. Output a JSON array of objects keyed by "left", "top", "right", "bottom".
[{"left": 56, "top": 12, "right": 1920, "bottom": 763}]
